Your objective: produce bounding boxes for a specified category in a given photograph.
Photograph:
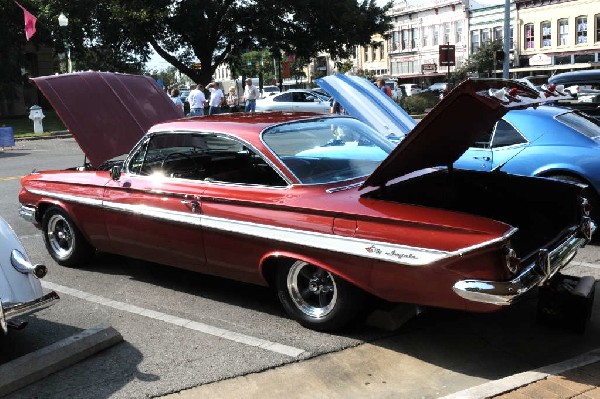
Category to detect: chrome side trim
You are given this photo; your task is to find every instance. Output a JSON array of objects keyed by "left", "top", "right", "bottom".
[
  {"left": 453, "top": 233, "right": 587, "bottom": 306},
  {"left": 19, "top": 205, "right": 36, "bottom": 223},
  {"left": 0, "top": 291, "right": 59, "bottom": 335},
  {"left": 24, "top": 188, "right": 518, "bottom": 267}
]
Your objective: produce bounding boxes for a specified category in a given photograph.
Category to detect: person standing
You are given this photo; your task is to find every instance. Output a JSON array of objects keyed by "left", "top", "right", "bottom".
[
  {"left": 226, "top": 86, "right": 238, "bottom": 112},
  {"left": 242, "top": 78, "right": 259, "bottom": 112},
  {"left": 170, "top": 88, "right": 184, "bottom": 115},
  {"left": 377, "top": 79, "right": 393, "bottom": 98},
  {"left": 207, "top": 82, "right": 224, "bottom": 115},
  {"left": 188, "top": 84, "right": 206, "bottom": 116}
]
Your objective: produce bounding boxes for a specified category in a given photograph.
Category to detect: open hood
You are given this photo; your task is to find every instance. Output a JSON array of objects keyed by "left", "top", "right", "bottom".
[
  {"left": 317, "top": 74, "right": 417, "bottom": 140},
  {"left": 31, "top": 72, "right": 181, "bottom": 168},
  {"left": 355, "top": 78, "right": 551, "bottom": 189}
]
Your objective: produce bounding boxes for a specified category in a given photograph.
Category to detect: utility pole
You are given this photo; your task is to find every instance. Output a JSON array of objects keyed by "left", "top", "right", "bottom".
[{"left": 502, "top": 0, "right": 510, "bottom": 78}]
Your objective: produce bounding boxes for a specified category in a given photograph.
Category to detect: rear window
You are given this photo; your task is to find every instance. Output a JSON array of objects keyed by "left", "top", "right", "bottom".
[{"left": 555, "top": 111, "right": 600, "bottom": 139}]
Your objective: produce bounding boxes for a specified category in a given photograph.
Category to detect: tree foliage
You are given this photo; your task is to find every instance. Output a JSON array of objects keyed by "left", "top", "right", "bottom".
[
  {"left": 25, "top": 0, "right": 391, "bottom": 84},
  {"left": 451, "top": 39, "right": 504, "bottom": 82}
]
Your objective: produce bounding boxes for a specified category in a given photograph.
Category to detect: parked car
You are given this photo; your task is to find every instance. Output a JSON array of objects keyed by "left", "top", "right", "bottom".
[
  {"left": 426, "top": 82, "right": 450, "bottom": 97},
  {"left": 255, "top": 89, "right": 330, "bottom": 113},
  {"left": 0, "top": 216, "right": 58, "bottom": 334},
  {"left": 20, "top": 72, "right": 593, "bottom": 331},
  {"left": 398, "top": 83, "right": 422, "bottom": 97},
  {"left": 454, "top": 105, "right": 600, "bottom": 219},
  {"left": 260, "top": 85, "right": 280, "bottom": 98}
]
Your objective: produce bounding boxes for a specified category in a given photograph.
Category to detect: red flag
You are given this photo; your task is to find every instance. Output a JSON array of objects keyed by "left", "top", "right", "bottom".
[{"left": 15, "top": 2, "right": 37, "bottom": 41}]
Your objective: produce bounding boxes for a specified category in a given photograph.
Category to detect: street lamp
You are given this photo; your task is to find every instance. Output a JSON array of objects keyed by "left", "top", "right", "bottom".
[{"left": 57, "top": 13, "right": 71, "bottom": 73}]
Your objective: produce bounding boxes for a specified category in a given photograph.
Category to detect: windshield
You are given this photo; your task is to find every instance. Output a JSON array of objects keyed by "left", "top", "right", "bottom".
[
  {"left": 263, "top": 117, "right": 393, "bottom": 184},
  {"left": 555, "top": 111, "right": 600, "bottom": 139}
]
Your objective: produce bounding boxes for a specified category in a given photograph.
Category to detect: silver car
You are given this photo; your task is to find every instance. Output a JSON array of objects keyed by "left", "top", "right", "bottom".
[
  {"left": 0, "top": 215, "right": 58, "bottom": 333},
  {"left": 255, "top": 89, "right": 331, "bottom": 113}
]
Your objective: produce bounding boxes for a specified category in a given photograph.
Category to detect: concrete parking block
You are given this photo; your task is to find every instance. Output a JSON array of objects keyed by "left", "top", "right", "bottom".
[{"left": 0, "top": 325, "right": 123, "bottom": 397}]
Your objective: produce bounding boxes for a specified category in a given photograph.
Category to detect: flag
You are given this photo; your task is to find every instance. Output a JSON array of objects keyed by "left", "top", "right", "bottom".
[{"left": 15, "top": 2, "right": 37, "bottom": 41}]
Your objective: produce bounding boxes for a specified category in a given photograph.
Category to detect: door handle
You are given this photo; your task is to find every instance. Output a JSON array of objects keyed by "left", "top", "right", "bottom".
[
  {"left": 473, "top": 156, "right": 491, "bottom": 161},
  {"left": 181, "top": 200, "right": 200, "bottom": 213}
]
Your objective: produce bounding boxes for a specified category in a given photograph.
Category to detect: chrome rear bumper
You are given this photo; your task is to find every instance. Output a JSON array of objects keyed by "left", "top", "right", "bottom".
[
  {"left": 453, "top": 229, "right": 591, "bottom": 306},
  {"left": 0, "top": 291, "right": 59, "bottom": 334}
]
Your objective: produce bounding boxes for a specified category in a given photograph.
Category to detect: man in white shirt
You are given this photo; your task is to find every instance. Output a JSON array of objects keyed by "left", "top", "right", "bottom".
[
  {"left": 243, "top": 78, "right": 259, "bottom": 112},
  {"left": 207, "top": 82, "right": 224, "bottom": 115},
  {"left": 187, "top": 84, "right": 206, "bottom": 116}
]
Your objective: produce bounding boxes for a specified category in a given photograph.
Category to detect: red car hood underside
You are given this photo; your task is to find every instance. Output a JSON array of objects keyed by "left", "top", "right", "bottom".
[
  {"left": 361, "top": 79, "right": 545, "bottom": 189},
  {"left": 31, "top": 72, "right": 181, "bottom": 168}
]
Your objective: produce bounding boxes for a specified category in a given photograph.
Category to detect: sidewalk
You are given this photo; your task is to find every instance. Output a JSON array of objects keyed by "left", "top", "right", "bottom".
[{"left": 442, "top": 348, "right": 600, "bottom": 399}]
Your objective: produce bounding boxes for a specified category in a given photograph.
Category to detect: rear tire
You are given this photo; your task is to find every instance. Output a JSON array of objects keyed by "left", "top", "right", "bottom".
[
  {"left": 42, "top": 206, "right": 95, "bottom": 267},
  {"left": 276, "top": 260, "right": 366, "bottom": 331}
]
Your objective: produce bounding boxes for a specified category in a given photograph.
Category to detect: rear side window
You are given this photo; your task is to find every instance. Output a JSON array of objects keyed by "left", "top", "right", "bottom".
[
  {"left": 555, "top": 111, "right": 600, "bottom": 139},
  {"left": 491, "top": 119, "right": 527, "bottom": 147}
]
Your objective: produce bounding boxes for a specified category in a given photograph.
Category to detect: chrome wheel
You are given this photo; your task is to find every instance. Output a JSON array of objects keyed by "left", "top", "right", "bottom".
[
  {"left": 42, "top": 206, "right": 94, "bottom": 266},
  {"left": 287, "top": 261, "right": 337, "bottom": 319},
  {"left": 46, "top": 213, "right": 74, "bottom": 260}
]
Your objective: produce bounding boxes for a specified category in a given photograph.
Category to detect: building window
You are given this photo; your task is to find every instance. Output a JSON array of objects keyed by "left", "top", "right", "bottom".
[
  {"left": 433, "top": 25, "right": 439, "bottom": 45},
  {"left": 371, "top": 45, "right": 376, "bottom": 60},
  {"left": 379, "top": 44, "right": 384, "bottom": 59},
  {"left": 471, "top": 30, "right": 480, "bottom": 54},
  {"left": 444, "top": 23, "right": 451, "bottom": 44},
  {"left": 524, "top": 23, "right": 535, "bottom": 49},
  {"left": 494, "top": 26, "right": 503, "bottom": 41},
  {"left": 422, "top": 26, "right": 429, "bottom": 46},
  {"left": 364, "top": 47, "right": 369, "bottom": 62},
  {"left": 455, "top": 21, "right": 463, "bottom": 43},
  {"left": 481, "top": 28, "right": 491, "bottom": 45},
  {"left": 577, "top": 16, "right": 588, "bottom": 44},
  {"left": 411, "top": 28, "right": 419, "bottom": 49},
  {"left": 393, "top": 31, "right": 400, "bottom": 51},
  {"left": 541, "top": 21, "right": 552, "bottom": 47},
  {"left": 558, "top": 19, "right": 568, "bottom": 45},
  {"left": 402, "top": 29, "right": 409, "bottom": 50},
  {"left": 596, "top": 14, "right": 600, "bottom": 42}
]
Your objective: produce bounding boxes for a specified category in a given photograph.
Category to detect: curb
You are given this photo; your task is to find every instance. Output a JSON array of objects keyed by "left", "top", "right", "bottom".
[
  {"left": 15, "top": 131, "right": 71, "bottom": 141},
  {"left": 0, "top": 324, "right": 123, "bottom": 397},
  {"left": 439, "top": 348, "right": 600, "bottom": 399}
]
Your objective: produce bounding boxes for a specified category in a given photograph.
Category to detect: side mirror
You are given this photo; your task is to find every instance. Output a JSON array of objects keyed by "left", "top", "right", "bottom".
[{"left": 110, "top": 165, "right": 121, "bottom": 181}]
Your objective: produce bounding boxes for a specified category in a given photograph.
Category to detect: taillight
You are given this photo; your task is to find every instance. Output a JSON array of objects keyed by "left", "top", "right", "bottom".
[{"left": 504, "top": 246, "right": 520, "bottom": 275}]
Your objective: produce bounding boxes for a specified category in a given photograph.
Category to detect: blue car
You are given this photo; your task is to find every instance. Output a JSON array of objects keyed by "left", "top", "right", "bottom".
[{"left": 454, "top": 105, "right": 600, "bottom": 216}]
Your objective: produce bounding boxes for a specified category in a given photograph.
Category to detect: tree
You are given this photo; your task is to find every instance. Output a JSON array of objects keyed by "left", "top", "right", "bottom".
[
  {"left": 451, "top": 39, "right": 504, "bottom": 83},
  {"left": 35, "top": 0, "right": 391, "bottom": 84}
]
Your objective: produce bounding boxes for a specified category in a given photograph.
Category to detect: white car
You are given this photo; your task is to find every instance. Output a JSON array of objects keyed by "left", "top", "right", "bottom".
[
  {"left": 255, "top": 89, "right": 331, "bottom": 113},
  {"left": 260, "top": 85, "right": 281, "bottom": 98},
  {"left": 0, "top": 215, "right": 58, "bottom": 333}
]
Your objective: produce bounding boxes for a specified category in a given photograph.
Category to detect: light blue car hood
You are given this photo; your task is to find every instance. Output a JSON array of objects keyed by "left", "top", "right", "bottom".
[{"left": 316, "top": 74, "right": 416, "bottom": 140}]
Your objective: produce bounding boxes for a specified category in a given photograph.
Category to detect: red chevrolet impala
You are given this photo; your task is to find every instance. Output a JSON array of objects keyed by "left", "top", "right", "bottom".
[{"left": 18, "top": 72, "right": 594, "bottom": 331}]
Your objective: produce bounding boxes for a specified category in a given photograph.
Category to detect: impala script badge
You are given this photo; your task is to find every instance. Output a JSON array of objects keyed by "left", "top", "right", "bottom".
[{"left": 366, "top": 245, "right": 418, "bottom": 260}]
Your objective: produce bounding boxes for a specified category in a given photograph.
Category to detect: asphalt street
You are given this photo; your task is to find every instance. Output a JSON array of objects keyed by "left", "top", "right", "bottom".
[{"left": 1, "top": 137, "right": 599, "bottom": 399}]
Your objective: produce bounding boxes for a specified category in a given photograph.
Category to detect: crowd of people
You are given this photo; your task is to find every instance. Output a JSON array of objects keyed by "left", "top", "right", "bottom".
[{"left": 169, "top": 78, "right": 263, "bottom": 116}]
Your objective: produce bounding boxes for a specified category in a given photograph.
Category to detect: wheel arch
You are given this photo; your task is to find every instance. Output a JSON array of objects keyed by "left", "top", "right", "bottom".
[{"left": 36, "top": 200, "right": 91, "bottom": 241}]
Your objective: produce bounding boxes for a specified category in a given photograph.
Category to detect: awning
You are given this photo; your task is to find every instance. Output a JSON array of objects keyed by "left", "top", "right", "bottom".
[
  {"left": 506, "top": 63, "right": 592, "bottom": 74},
  {"left": 395, "top": 72, "right": 446, "bottom": 80}
]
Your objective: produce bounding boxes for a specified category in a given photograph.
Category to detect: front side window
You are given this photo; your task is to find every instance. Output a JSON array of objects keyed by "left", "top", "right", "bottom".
[
  {"left": 525, "top": 24, "right": 535, "bottom": 49},
  {"left": 558, "top": 19, "right": 569, "bottom": 45},
  {"left": 263, "top": 118, "right": 393, "bottom": 184},
  {"left": 127, "top": 133, "right": 286, "bottom": 186},
  {"left": 274, "top": 92, "right": 292, "bottom": 102},
  {"left": 541, "top": 21, "right": 552, "bottom": 47},
  {"left": 577, "top": 16, "right": 588, "bottom": 44}
]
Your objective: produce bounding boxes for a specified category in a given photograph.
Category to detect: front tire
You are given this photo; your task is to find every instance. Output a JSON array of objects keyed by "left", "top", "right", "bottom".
[
  {"left": 276, "top": 260, "right": 365, "bottom": 331},
  {"left": 42, "top": 206, "right": 95, "bottom": 267}
]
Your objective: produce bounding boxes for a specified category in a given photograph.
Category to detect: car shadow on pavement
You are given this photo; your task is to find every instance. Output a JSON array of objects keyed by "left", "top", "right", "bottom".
[
  {"left": 373, "top": 289, "right": 600, "bottom": 382},
  {"left": 0, "top": 150, "right": 29, "bottom": 159}
]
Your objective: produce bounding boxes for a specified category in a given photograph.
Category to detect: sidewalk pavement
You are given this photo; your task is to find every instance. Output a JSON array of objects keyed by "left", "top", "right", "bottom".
[{"left": 443, "top": 348, "right": 600, "bottom": 399}]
